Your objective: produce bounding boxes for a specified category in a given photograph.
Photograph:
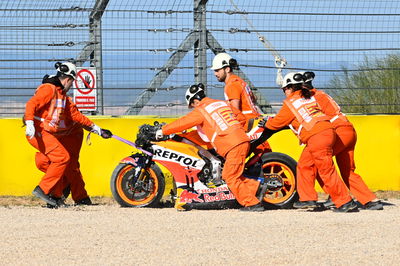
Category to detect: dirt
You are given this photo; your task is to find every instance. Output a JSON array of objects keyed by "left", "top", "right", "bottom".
[{"left": 0, "top": 193, "right": 399, "bottom": 265}]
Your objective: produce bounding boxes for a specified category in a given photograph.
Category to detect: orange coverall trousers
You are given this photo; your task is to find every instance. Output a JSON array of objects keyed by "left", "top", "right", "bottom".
[
  {"left": 222, "top": 142, "right": 260, "bottom": 207},
  {"left": 27, "top": 127, "right": 88, "bottom": 200},
  {"left": 301, "top": 125, "right": 376, "bottom": 205},
  {"left": 297, "top": 128, "right": 352, "bottom": 208}
]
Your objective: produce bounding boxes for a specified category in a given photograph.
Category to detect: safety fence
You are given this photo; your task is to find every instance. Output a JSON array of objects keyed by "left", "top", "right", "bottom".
[{"left": 0, "top": 0, "right": 400, "bottom": 117}]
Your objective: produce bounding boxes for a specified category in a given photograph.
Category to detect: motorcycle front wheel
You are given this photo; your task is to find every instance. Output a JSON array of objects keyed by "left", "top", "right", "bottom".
[
  {"left": 260, "top": 152, "right": 298, "bottom": 209},
  {"left": 110, "top": 163, "right": 165, "bottom": 207}
]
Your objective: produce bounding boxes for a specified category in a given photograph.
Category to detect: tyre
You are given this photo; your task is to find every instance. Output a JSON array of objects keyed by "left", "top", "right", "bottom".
[
  {"left": 260, "top": 152, "right": 298, "bottom": 209},
  {"left": 110, "top": 163, "right": 165, "bottom": 207}
]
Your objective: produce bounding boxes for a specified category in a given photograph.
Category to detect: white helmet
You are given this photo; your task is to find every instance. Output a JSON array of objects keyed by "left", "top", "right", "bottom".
[
  {"left": 281, "top": 72, "right": 304, "bottom": 88},
  {"left": 211, "top": 53, "right": 233, "bottom": 70},
  {"left": 185, "top": 83, "right": 205, "bottom": 107},
  {"left": 55, "top": 62, "right": 77, "bottom": 80},
  {"left": 302, "top": 71, "right": 315, "bottom": 83}
]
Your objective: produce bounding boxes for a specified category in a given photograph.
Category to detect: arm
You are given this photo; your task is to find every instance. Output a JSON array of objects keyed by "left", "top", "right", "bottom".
[
  {"left": 67, "top": 98, "right": 112, "bottom": 138},
  {"left": 162, "top": 109, "right": 203, "bottom": 135},
  {"left": 66, "top": 97, "right": 94, "bottom": 128},
  {"left": 265, "top": 103, "right": 295, "bottom": 130},
  {"left": 231, "top": 105, "right": 246, "bottom": 127},
  {"left": 225, "top": 82, "right": 242, "bottom": 110},
  {"left": 229, "top": 99, "right": 240, "bottom": 110},
  {"left": 24, "top": 84, "right": 55, "bottom": 120}
]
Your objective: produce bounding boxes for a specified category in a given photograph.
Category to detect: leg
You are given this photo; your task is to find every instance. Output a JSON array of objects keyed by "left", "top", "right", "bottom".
[
  {"left": 60, "top": 127, "right": 90, "bottom": 202},
  {"left": 222, "top": 142, "right": 260, "bottom": 207},
  {"left": 27, "top": 131, "right": 70, "bottom": 195},
  {"left": 334, "top": 126, "right": 376, "bottom": 205},
  {"left": 35, "top": 152, "right": 50, "bottom": 173},
  {"left": 307, "top": 129, "right": 352, "bottom": 208},
  {"left": 296, "top": 147, "right": 319, "bottom": 202}
]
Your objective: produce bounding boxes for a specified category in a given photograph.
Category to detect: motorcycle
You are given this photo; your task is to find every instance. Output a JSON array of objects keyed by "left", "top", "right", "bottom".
[{"left": 110, "top": 119, "right": 298, "bottom": 210}]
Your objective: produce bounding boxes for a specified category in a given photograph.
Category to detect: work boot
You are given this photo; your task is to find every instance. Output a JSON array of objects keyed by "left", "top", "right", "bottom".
[
  {"left": 293, "top": 200, "right": 318, "bottom": 209},
  {"left": 240, "top": 203, "right": 265, "bottom": 212},
  {"left": 75, "top": 197, "right": 93, "bottom": 206},
  {"left": 333, "top": 200, "right": 359, "bottom": 213},
  {"left": 32, "top": 186, "right": 57, "bottom": 207},
  {"left": 47, "top": 196, "right": 68, "bottom": 209},
  {"left": 363, "top": 200, "right": 384, "bottom": 210},
  {"left": 322, "top": 197, "right": 335, "bottom": 209}
]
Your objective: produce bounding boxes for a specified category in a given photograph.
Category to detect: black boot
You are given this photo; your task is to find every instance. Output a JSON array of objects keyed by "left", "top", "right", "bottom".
[
  {"left": 240, "top": 203, "right": 265, "bottom": 212},
  {"left": 322, "top": 196, "right": 335, "bottom": 209},
  {"left": 32, "top": 186, "right": 57, "bottom": 207},
  {"left": 75, "top": 197, "right": 92, "bottom": 205},
  {"left": 293, "top": 201, "right": 318, "bottom": 209},
  {"left": 363, "top": 200, "right": 383, "bottom": 210},
  {"left": 47, "top": 196, "right": 68, "bottom": 209},
  {"left": 333, "top": 200, "right": 359, "bottom": 213}
]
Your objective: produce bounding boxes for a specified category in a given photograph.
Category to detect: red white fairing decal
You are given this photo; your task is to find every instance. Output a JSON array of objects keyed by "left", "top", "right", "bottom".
[{"left": 152, "top": 145, "right": 205, "bottom": 170}]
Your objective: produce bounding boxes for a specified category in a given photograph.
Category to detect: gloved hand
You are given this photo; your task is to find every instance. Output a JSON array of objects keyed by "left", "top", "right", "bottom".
[
  {"left": 91, "top": 124, "right": 113, "bottom": 139},
  {"left": 258, "top": 116, "right": 270, "bottom": 128},
  {"left": 155, "top": 129, "right": 164, "bottom": 140},
  {"left": 91, "top": 124, "right": 101, "bottom": 135},
  {"left": 100, "top": 129, "right": 113, "bottom": 139},
  {"left": 25, "top": 120, "right": 35, "bottom": 139}
]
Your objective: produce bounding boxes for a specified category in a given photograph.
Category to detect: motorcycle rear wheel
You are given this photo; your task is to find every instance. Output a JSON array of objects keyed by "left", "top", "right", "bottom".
[
  {"left": 260, "top": 152, "right": 298, "bottom": 209},
  {"left": 110, "top": 163, "right": 165, "bottom": 207}
]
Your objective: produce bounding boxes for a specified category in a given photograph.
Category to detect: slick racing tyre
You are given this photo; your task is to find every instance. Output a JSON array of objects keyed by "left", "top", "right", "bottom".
[
  {"left": 260, "top": 152, "right": 298, "bottom": 209},
  {"left": 111, "top": 163, "right": 165, "bottom": 207}
]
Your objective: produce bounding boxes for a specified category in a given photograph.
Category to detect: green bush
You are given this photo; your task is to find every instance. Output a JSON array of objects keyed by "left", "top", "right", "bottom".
[{"left": 329, "top": 54, "right": 400, "bottom": 114}]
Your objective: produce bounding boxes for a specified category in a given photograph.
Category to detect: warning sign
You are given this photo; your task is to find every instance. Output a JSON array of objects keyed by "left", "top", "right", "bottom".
[{"left": 73, "top": 67, "right": 97, "bottom": 111}]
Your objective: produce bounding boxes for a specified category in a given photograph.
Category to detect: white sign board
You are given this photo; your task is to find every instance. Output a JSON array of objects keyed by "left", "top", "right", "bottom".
[{"left": 73, "top": 67, "right": 97, "bottom": 111}]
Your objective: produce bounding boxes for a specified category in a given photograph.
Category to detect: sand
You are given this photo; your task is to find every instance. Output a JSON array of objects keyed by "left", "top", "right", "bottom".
[{"left": 0, "top": 198, "right": 399, "bottom": 265}]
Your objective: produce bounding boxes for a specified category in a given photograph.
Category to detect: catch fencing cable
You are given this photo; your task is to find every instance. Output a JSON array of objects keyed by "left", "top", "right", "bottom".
[{"left": 228, "top": 0, "right": 289, "bottom": 86}]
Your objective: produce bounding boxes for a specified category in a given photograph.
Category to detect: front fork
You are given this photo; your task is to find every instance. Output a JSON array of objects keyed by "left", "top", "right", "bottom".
[{"left": 120, "top": 153, "right": 153, "bottom": 195}]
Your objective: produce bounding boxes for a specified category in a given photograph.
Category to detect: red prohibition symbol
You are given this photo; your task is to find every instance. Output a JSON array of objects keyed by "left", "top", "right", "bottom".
[{"left": 74, "top": 69, "right": 96, "bottom": 95}]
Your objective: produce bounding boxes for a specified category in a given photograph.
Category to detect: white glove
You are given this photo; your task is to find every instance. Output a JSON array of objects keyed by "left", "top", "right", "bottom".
[
  {"left": 25, "top": 120, "right": 35, "bottom": 139},
  {"left": 155, "top": 129, "right": 164, "bottom": 140},
  {"left": 91, "top": 124, "right": 101, "bottom": 135}
]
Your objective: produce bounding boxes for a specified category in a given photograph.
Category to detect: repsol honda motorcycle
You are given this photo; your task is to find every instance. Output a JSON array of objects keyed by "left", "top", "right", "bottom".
[{"left": 110, "top": 119, "right": 298, "bottom": 210}]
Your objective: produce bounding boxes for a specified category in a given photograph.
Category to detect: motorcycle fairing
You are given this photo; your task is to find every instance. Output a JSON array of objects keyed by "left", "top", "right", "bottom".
[
  {"left": 151, "top": 142, "right": 206, "bottom": 184},
  {"left": 178, "top": 184, "right": 236, "bottom": 205},
  {"left": 120, "top": 153, "right": 146, "bottom": 166}
]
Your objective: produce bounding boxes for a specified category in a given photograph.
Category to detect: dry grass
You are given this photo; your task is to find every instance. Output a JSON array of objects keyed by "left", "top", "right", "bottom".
[{"left": 0, "top": 190, "right": 398, "bottom": 207}]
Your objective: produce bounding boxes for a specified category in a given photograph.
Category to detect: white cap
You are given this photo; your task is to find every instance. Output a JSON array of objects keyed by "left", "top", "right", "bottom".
[
  {"left": 185, "top": 84, "right": 205, "bottom": 107},
  {"left": 281, "top": 72, "right": 304, "bottom": 88},
  {"left": 55, "top": 62, "right": 77, "bottom": 80},
  {"left": 211, "top": 53, "right": 233, "bottom": 70}
]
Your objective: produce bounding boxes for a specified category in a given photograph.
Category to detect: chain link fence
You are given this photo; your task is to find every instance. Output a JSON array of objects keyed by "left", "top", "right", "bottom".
[{"left": 1, "top": 0, "right": 399, "bottom": 117}]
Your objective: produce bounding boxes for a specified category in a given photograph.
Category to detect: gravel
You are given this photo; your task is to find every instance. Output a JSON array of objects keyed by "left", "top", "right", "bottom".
[{"left": 0, "top": 199, "right": 399, "bottom": 265}]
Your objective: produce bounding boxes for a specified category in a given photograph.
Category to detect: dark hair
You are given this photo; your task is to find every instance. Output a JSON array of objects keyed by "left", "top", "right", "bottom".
[
  {"left": 302, "top": 83, "right": 314, "bottom": 90},
  {"left": 223, "top": 58, "right": 239, "bottom": 72},
  {"left": 291, "top": 83, "right": 312, "bottom": 99}
]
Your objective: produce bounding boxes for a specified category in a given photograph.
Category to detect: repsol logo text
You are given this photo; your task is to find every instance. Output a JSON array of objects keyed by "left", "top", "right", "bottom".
[{"left": 154, "top": 148, "right": 199, "bottom": 168}]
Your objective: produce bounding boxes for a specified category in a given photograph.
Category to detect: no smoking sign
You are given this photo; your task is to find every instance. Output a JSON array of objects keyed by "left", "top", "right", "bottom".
[{"left": 73, "top": 67, "right": 97, "bottom": 111}]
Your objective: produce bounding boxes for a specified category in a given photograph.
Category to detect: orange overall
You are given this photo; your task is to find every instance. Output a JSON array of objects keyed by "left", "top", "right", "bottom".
[
  {"left": 33, "top": 125, "right": 89, "bottom": 201},
  {"left": 265, "top": 90, "right": 352, "bottom": 208},
  {"left": 298, "top": 89, "right": 376, "bottom": 205},
  {"left": 162, "top": 97, "right": 260, "bottom": 207},
  {"left": 224, "top": 74, "right": 271, "bottom": 152},
  {"left": 25, "top": 80, "right": 94, "bottom": 196}
]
